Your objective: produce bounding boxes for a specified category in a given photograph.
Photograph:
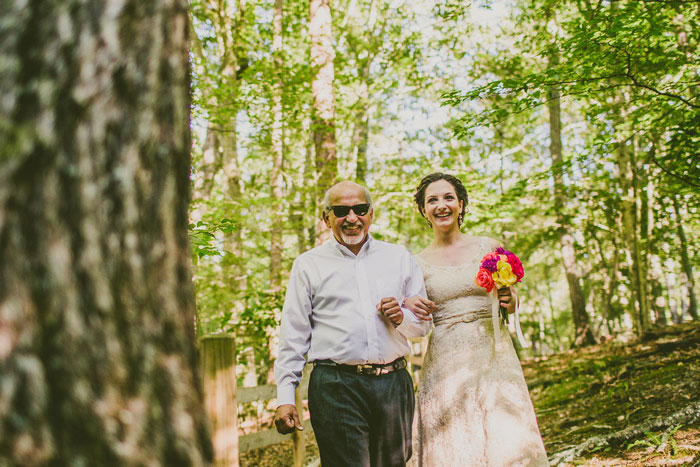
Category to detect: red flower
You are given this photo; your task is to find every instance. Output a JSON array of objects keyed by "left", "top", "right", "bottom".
[{"left": 475, "top": 267, "right": 495, "bottom": 293}]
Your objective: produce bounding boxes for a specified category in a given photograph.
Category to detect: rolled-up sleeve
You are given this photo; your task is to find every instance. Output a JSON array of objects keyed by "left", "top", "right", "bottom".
[{"left": 274, "top": 259, "right": 313, "bottom": 407}]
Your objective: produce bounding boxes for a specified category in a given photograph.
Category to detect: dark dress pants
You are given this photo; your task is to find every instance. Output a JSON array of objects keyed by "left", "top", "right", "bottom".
[{"left": 308, "top": 365, "right": 415, "bottom": 467}]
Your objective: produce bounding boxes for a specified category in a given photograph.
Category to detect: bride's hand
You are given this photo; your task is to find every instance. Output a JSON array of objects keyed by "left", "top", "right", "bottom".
[
  {"left": 497, "top": 287, "right": 517, "bottom": 314},
  {"left": 402, "top": 296, "right": 437, "bottom": 321}
]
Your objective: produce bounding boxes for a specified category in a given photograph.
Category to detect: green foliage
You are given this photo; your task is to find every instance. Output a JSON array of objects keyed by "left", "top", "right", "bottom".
[
  {"left": 626, "top": 425, "right": 683, "bottom": 455},
  {"left": 187, "top": 0, "right": 700, "bottom": 384}
]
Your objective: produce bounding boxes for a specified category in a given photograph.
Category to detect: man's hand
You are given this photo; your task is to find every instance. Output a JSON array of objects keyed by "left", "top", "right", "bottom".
[
  {"left": 402, "top": 296, "right": 436, "bottom": 321},
  {"left": 497, "top": 287, "right": 517, "bottom": 314},
  {"left": 377, "top": 297, "right": 404, "bottom": 326},
  {"left": 274, "top": 404, "right": 303, "bottom": 434}
]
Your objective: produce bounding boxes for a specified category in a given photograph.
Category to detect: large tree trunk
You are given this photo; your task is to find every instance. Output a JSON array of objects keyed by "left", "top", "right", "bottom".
[
  {"left": 0, "top": 1, "right": 212, "bottom": 464},
  {"left": 672, "top": 195, "right": 698, "bottom": 321},
  {"left": 546, "top": 45, "right": 595, "bottom": 347},
  {"left": 310, "top": 0, "right": 338, "bottom": 222}
]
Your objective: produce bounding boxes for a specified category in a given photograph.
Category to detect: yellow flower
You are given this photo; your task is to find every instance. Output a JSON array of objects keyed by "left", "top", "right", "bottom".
[{"left": 493, "top": 260, "right": 517, "bottom": 289}]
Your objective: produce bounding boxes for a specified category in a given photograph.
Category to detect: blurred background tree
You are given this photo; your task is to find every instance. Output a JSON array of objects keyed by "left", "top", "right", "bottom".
[{"left": 188, "top": 0, "right": 699, "bottom": 385}]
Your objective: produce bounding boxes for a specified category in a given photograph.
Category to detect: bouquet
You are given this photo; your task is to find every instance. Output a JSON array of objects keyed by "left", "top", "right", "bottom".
[{"left": 474, "top": 247, "right": 524, "bottom": 324}]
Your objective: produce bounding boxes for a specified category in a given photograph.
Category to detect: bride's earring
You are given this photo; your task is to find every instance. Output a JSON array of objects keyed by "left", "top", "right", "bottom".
[
  {"left": 458, "top": 213, "right": 464, "bottom": 225},
  {"left": 426, "top": 219, "right": 432, "bottom": 228}
]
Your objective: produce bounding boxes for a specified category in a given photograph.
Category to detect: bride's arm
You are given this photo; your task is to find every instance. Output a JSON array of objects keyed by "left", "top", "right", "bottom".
[{"left": 402, "top": 295, "right": 437, "bottom": 321}]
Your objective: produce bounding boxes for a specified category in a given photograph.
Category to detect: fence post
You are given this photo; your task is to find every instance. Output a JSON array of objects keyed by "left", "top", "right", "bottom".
[{"left": 200, "top": 335, "right": 239, "bottom": 467}]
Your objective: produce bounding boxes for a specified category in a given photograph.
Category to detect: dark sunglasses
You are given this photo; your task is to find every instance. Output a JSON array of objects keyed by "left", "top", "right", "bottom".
[{"left": 328, "top": 203, "right": 371, "bottom": 217}]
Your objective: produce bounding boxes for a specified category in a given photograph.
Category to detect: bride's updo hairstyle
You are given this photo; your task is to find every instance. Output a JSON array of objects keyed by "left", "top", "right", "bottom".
[{"left": 414, "top": 172, "right": 469, "bottom": 227}]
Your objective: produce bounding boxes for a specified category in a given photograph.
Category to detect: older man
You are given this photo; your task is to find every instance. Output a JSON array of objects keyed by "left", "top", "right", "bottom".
[{"left": 274, "top": 181, "right": 434, "bottom": 467}]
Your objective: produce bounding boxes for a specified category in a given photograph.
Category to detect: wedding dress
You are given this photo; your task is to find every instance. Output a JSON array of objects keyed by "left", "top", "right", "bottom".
[{"left": 409, "top": 238, "right": 549, "bottom": 466}]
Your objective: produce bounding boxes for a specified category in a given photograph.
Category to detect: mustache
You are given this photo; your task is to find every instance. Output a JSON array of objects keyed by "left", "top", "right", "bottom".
[{"left": 342, "top": 221, "right": 363, "bottom": 228}]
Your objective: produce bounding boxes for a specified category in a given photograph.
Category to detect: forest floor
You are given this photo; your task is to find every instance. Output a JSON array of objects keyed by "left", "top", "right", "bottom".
[{"left": 241, "top": 320, "right": 700, "bottom": 466}]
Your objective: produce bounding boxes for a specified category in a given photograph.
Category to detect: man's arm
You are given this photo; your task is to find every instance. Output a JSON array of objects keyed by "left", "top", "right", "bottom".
[{"left": 273, "top": 259, "right": 312, "bottom": 430}]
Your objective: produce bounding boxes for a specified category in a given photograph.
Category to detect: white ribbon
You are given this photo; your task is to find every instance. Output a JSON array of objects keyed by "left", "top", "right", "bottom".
[
  {"left": 513, "top": 293, "right": 527, "bottom": 348},
  {"left": 491, "top": 289, "right": 528, "bottom": 350}
]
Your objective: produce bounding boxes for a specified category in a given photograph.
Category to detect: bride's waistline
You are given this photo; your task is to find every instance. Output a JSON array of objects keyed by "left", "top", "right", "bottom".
[{"left": 432, "top": 309, "right": 492, "bottom": 327}]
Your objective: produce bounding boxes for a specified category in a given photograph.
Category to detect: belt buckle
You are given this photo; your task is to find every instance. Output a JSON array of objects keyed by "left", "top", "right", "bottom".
[{"left": 357, "top": 364, "right": 379, "bottom": 376}]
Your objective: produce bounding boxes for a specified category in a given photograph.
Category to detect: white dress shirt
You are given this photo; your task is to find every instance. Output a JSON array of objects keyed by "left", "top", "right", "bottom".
[{"left": 274, "top": 234, "right": 432, "bottom": 406}]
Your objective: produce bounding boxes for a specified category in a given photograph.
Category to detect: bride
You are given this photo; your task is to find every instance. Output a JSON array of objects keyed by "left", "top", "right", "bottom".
[{"left": 404, "top": 172, "right": 548, "bottom": 466}]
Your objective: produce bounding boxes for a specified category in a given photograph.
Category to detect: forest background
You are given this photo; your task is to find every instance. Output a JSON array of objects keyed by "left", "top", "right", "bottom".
[
  {"left": 1, "top": 0, "right": 698, "bottom": 464},
  {"left": 189, "top": 0, "right": 700, "bottom": 389}
]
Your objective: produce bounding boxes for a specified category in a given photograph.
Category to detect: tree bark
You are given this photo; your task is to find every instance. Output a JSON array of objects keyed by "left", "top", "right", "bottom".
[
  {"left": 615, "top": 129, "right": 651, "bottom": 335},
  {"left": 672, "top": 195, "right": 698, "bottom": 320},
  {"left": 0, "top": 1, "right": 212, "bottom": 464},
  {"left": 310, "top": 0, "right": 338, "bottom": 206},
  {"left": 270, "top": 0, "right": 285, "bottom": 290},
  {"left": 191, "top": 125, "right": 222, "bottom": 225},
  {"left": 189, "top": 21, "right": 222, "bottom": 224},
  {"left": 217, "top": 0, "right": 248, "bottom": 292},
  {"left": 546, "top": 44, "right": 595, "bottom": 347},
  {"left": 646, "top": 172, "right": 666, "bottom": 326}
]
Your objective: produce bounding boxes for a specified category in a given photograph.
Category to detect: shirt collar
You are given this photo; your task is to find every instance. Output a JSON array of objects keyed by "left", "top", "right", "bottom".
[{"left": 330, "top": 233, "right": 374, "bottom": 257}]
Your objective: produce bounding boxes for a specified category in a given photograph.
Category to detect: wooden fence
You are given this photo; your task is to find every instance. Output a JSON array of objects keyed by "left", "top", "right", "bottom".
[{"left": 199, "top": 335, "right": 427, "bottom": 466}]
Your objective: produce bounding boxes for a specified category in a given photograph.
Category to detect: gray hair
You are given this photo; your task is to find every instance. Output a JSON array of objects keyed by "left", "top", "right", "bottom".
[{"left": 321, "top": 182, "right": 373, "bottom": 213}]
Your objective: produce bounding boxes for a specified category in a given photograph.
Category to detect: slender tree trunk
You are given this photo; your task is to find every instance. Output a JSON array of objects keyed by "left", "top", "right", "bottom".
[
  {"left": 592, "top": 231, "right": 620, "bottom": 335},
  {"left": 217, "top": 0, "right": 247, "bottom": 292},
  {"left": 352, "top": 106, "right": 369, "bottom": 184},
  {"left": 546, "top": 45, "right": 595, "bottom": 347},
  {"left": 270, "top": 0, "right": 285, "bottom": 290},
  {"left": 615, "top": 126, "right": 651, "bottom": 335},
  {"left": 645, "top": 163, "right": 666, "bottom": 326},
  {"left": 265, "top": 0, "right": 286, "bottom": 388},
  {"left": 189, "top": 22, "right": 222, "bottom": 224},
  {"left": 672, "top": 195, "right": 698, "bottom": 320},
  {"left": 309, "top": 0, "right": 338, "bottom": 216},
  {"left": 542, "top": 265, "right": 561, "bottom": 349},
  {"left": 0, "top": 1, "right": 212, "bottom": 464},
  {"left": 191, "top": 125, "right": 221, "bottom": 225}
]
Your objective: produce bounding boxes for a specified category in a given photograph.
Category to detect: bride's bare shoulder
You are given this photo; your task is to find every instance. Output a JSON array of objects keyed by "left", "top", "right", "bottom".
[{"left": 476, "top": 235, "right": 501, "bottom": 251}]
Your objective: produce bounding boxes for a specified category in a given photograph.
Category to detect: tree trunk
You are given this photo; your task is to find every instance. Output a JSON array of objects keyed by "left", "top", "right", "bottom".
[
  {"left": 352, "top": 107, "right": 369, "bottom": 184},
  {"left": 646, "top": 170, "right": 666, "bottom": 326},
  {"left": 0, "top": 2, "right": 212, "bottom": 464},
  {"left": 615, "top": 128, "right": 651, "bottom": 335},
  {"left": 189, "top": 22, "right": 222, "bottom": 225},
  {"left": 218, "top": 0, "right": 248, "bottom": 293},
  {"left": 191, "top": 124, "right": 222, "bottom": 225},
  {"left": 309, "top": 0, "right": 338, "bottom": 206},
  {"left": 672, "top": 195, "right": 698, "bottom": 320},
  {"left": 546, "top": 45, "right": 595, "bottom": 347},
  {"left": 270, "top": 0, "right": 285, "bottom": 290}
]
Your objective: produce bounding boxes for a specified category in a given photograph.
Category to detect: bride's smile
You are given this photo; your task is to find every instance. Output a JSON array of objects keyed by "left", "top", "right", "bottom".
[{"left": 423, "top": 179, "right": 464, "bottom": 230}]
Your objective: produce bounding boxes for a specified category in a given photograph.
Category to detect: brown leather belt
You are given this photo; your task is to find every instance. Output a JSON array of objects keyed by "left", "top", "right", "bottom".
[{"left": 313, "top": 357, "right": 407, "bottom": 376}]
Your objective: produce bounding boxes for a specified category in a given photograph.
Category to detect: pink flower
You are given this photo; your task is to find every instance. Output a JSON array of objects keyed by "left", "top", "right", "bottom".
[
  {"left": 475, "top": 267, "right": 495, "bottom": 293},
  {"left": 506, "top": 253, "right": 524, "bottom": 281}
]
